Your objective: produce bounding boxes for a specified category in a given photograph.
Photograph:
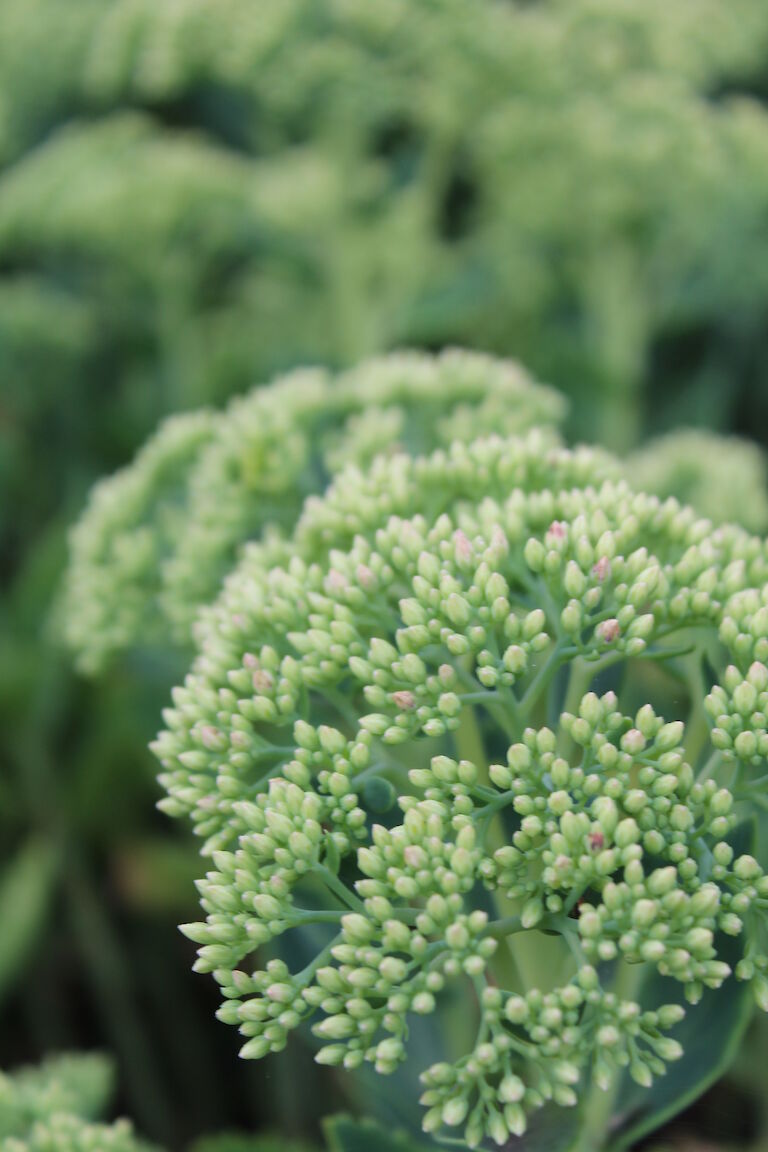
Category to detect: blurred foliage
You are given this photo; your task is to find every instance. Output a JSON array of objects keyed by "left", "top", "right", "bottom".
[
  {"left": 0, "top": 1052, "right": 155, "bottom": 1152},
  {"left": 0, "top": 1053, "right": 114, "bottom": 1139},
  {"left": 0, "top": 841, "right": 58, "bottom": 1004},
  {"left": 0, "top": 1048, "right": 436, "bottom": 1152},
  {"left": 4, "top": 0, "right": 768, "bottom": 564},
  {"left": 626, "top": 430, "right": 768, "bottom": 535},
  {"left": 0, "top": 1053, "right": 440, "bottom": 1152},
  {"left": 60, "top": 350, "right": 563, "bottom": 670},
  {"left": 191, "top": 1139, "right": 313, "bottom": 1152},
  {"left": 3, "top": 1, "right": 768, "bottom": 1150},
  {"left": 0, "top": 1055, "right": 157, "bottom": 1152}
]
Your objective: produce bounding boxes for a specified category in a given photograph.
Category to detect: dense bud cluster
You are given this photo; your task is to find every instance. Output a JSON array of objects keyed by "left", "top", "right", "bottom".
[
  {"left": 0, "top": 1055, "right": 151, "bottom": 1152},
  {"left": 154, "top": 431, "right": 616, "bottom": 849},
  {"left": 706, "top": 661, "right": 768, "bottom": 767},
  {"left": 148, "top": 430, "right": 768, "bottom": 1148},
  {"left": 719, "top": 587, "right": 768, "bottom": 668},
  {"left": 62, "top": 351, "right": 563, "bottom": 671},
  {"left": 627, "top": 429, "right": 768, "bottom": 533},
  {"left": 1, "top": 1115, "right": 152, "bottom": 1152},
  {"left": 419, "top": 977, "right": 684, "bottom": 1145}
]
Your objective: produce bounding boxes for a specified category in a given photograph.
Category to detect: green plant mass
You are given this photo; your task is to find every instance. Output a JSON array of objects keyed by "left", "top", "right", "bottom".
[
  {"left": 8, "top": 0, "right": 768, "bottom": 1149},
  {"left": 57, "top": 348, "right": 768, "bottom": 1149},
  {"left": 0, "top": 1053, "right": 154, "bottom": 1152},
  {"left": 4, "top": 0, "right": 768, "bottom": 570},
  {"left": 145, "top": 425, "right": 768, "bottom": 1148},
  {"left": 61, "top": 351, "right": 564, "bottom": 671}
]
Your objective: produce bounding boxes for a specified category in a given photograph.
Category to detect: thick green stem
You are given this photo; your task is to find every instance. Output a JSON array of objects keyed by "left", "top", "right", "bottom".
[
  {"left": 317, "top": 866, "right": 366, "bottom": 913},
  {"left": 697, "top": 749, "right": 723, "bottom": 784},
  {"left": 454, "top": 705, "right": 531, "bottom": 990},
  {"left": 519, "top": 642, "right": 566, "bottom": 717},
  {"left": 454, "top": 701, "right": 490, "bottom": 781},
  {"left": 558, "top": 657, "right": 596, "bottom": 760},
  {"left": 563, "top": 657, "right": 596, "bottom": 714},
  {"left": 454, "top": 701, "right": 512, "bottom": 863},
  {"left": 682, "top": 656, "right": 710, "bottom": 771},
  {"left": 575, "top": 961, "right": 648, "bottom": 1152}
]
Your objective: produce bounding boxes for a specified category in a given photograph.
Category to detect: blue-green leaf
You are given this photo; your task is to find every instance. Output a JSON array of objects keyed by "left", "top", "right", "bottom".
[
  {"left": 324, "top": 1116, "right": 436, "bottom": 1152},
  {"left": 191, "top": 1135, "right": 314, "bottom": 1152}
]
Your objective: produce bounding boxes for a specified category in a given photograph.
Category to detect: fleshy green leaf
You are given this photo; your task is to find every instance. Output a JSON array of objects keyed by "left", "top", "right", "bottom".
[
  {"left": 0, "top": 839, "right": 58, "bottom": 1002},
  {"left": 191, "top": 1136, "right": 314, "bottom": 1152},
  {"left": 323, "top": 1116, "right": 434, "bottom": 1152}
]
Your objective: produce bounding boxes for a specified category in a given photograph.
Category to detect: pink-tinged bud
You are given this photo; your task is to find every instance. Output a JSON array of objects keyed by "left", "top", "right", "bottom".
[
  {"left": 592, "top": 557, "right": 611, "bottom": 582},
  {"left": 267, "top": 983, "right": 293, "bottom": 1003},
  {"left": 243, "top": 652, "right": 259, "bottom": 668},
  {"left": 597, "top": 618, "right": 620, "bottom": 644},
  {"left": 454, "top": 530, "right": 473, "bottom": 564},
  {"left": 326, "top": 568, "right": 347, "bottom": 592},
  {"left": 589, "top": 831, "right": 605, "bottom": 852},
  {"left": 548, "top": 520, "right": 567, "bottom": 540},
  {"left": 491, "top": 527, "right": 508, "bottom": 552},
  {"left": 356, "top": 564, "right": 375, "bottom": 588},
  {"left": 200, "top": 725, "right": 221, "bottom": 750},
  {"left": 393, "top": 690, "right": 416, "bottom": 711},
  {"left": 622, "top": 728, "right": 645, "bottom": 755},
  {"left": 232, "top": 614, "right": 248, "bottom": 631},
  {"left": 253, "top": 669, "right": 275, "bottom": 694},
  {"left": 404, "top": 845, "right": 424, "bottom": 868}
]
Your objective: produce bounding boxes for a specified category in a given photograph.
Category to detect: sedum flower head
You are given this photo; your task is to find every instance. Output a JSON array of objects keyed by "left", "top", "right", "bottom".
[
  {"left": 153, "top": 432, "right": 768, "bottom": 1148},
  {"left": 0, "top": 1055, "right": 113, "bottom": 1140},
  {"left": 154, "top": 431, "right": 617, "bottom": 848},
  {"left": 61, "top": 351, "right": 564, "bottom": 672},
  {"left": 627, "top": 428, "right": 768, "bottom": 534},
  {"left": 0, "top": 1054, "right": 154, "bottom": 1152},
  {"left": 0, "top": 1115, "right": 154, "bottom": 1152}
]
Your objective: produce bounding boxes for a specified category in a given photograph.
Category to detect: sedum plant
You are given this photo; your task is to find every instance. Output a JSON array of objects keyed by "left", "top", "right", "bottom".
[
  {"left": 145, "top": 426, "right": 768, "bottom": 1151},
  {"left": 0, "top": 1051, "right": 436, "bottom": 1152},
  {"left": 1, "top": 1113, "right": 152, "bottom": 1152},
  {"left": 5, "top": 0, "right": 768, "bottom": 576},
  {"left": 0, "top": 1053, "right": 153, "bottom": 1152},
  {"left": 61, "top": 350, "right": 564, "bottom": 672},
  {"left": 626, "top": 429, "right": 768, "bottom": 536}
]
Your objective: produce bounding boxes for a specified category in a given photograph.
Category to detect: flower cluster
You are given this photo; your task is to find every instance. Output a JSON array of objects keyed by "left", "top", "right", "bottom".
[
  {"left": 0, "top": 1054, "right": 151, "bottom": 1152},
  {"left": 62, "top": 350, "right": 563, "bottom": 671},
  {"left": 706, "top": 662, "right": 768, "bottom": 768},
  {"left": 154, "top": 431, "right": 616, "bottom": 849},
  {"left": 151, "top": 432, "right": 768, "bottom": 1148},
  {"left": 419, "top": 978, "right": 685, "bottom": 1146},
  {"left": 7, "top": 0, "right": 768, "bottom": 547},
  {"left": 1, "top": 1114, "right": 152, "bottom": 1152},
  {"left": 627, "top": 429, "right": 768, "bottom": 534}
]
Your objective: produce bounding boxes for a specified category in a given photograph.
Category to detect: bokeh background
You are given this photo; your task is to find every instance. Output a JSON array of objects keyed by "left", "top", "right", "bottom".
[{"left": 2, "top": 2, "right": 768, "bottom": 1149}]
